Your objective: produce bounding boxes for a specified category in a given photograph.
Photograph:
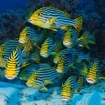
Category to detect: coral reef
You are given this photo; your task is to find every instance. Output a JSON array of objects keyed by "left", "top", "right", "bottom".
[{"left": 0, "top": 10, "right": 25, "bottom": 44}]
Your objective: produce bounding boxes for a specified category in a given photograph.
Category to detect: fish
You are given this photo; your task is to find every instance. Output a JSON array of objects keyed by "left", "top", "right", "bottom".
[
  {"left": 0, "top": 40, "right": 20, "bottom": 56},
  {"left": 22, "top": 40, "right": 32, "bottom": 57},
  {"left": 77, "top": 31, "right": 95, "bottom": 49},
  {"left": 56, "top": 57, "right": 65, "bottom": 73},
  {"left": 56, "top": 53, "right": 74, "bottom": 73},
  {"left": 0, "top": 40, "right": 24, "bottom": 66},
  {"left": 80, "top": 63, "right": 88, "bottom": 76},
  {"left": 63, "top": 28, "right": 78, "bottom": 48},
  {"left": 19, "top": 64, "right": 49, "bottom": 81},
  {"left": 53, "top": 53, "right": 63, "bottom": 64},
  {"left": 19, "top": 26, "right": 43, "bottom": 44},
  {"left": 61, "top": 76, "right": 76, "bottom": 101},
  {"left": 0, "top": 58, "right": 7, "bottom": 68},
  {"left": 76, "top": 52, "right": 90, "bottom": 63},
  {"left": 5, "top": 48, "right": 26, "bottom": 80},
  {"left": 60, "top": 48, "right": 89, "bottom": 63},
  {"left": 61, "top": 48, "right": 78, "bottom": 56},
  {"left": 40, "top": 38, "right": 55, "bottom": 58},
  {"left": 76, "top": 76, "right": 84, "bottom": 93},
  {"left": 26, "top": 66, "right": 58, "bottom": 90},
  {"left": 86, "top": 61, "right": 99, "bottom": 84},
  {"left": 28, "top": 6, "right": 82, "bottom": 32}
]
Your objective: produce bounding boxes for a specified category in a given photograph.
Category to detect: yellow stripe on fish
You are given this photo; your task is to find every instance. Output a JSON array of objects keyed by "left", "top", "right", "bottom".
[
  {"left": 26, "top": 66, "right": 58, "bottom": 90},
  {"left": 28, "top": 6, "right": 82, "bottom": 32},
  {"left": 86, "top": 61, "right": 98, "bottom": 84},
  {"left": 77, "top": 31, "right": 96, "bottom": 49},
  {"left": 40, "top": 38, "right": 55, "bottom": 58},
  {"left": 23, "top": 40, "right": 32, "bottom": 57},
  {"left": 63, "top": 28, "right": 78, "bottom": 48},
  {"left": 76, "top": 76, "right": 84, "bottom": 93},
  {"left": 61, "top": 76, "right": 76, "bottom": 102},
  {"left": 5, "top": 49, "right": 20, "bottom": 80},
  {"left": 56, "top": 58, "right": 65, "bottom": 73},
  {"left": 19, "top": 26, "right": 43, "bottom": 44},
  {"left": 53, "top": 53, "right": 63, "bottom": 64}
]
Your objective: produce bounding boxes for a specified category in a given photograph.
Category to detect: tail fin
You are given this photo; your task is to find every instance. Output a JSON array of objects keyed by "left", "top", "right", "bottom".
[{"left": 74, "top": 16, "right": 82, "bottom": 32}]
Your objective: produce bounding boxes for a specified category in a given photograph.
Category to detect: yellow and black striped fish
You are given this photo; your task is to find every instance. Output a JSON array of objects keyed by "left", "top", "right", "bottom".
[
  {"left": 40, "top": 38, "right": 55, "bottom": 58},
  {"left": 86, "top": 61, "right": 99, "bottom": 84},
  {"left": 19, "top": 26, "right": 43, "bottom": 44},
  {"left": 5, "top": 48, "right": 25, "bottom": 80},
  {"left": 77, "top": 31, "right": 95, "bottom": 49},
  {"left": 61, "top": 76, "right": 76, "bottom": 102},
  {"left": 63, "top": 28, "right": 78, "bottom": 48},
  {"left": 28, "top": 6, "right": 82, "bottom": 32},
  {"left": 76, "top": 76, "right": 84, "bottom": 93},
  {"left": 26, "top": 65, "right": 59, "bottom": 90},
  {"left": 56, "top": 57, "right": 65, "bottom": 73}
]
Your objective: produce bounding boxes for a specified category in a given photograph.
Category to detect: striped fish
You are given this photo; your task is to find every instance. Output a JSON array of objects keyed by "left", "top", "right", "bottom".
[
  {"left": 77, "top": 31, "right": 95, "bottom": 49},
  {"left": 28, "top": 6, "right": 82, "bottom": 32},
  {"left": 19, "top": 64, "right": 50, "bottom": 81},
  {"left": 86, "top": 61, "right": 99, "bottom": 84},
  {"left": 40, "top": 38, "right": 55, "bottom": 58},
  {"left": 61, "top": 76, "right": 76, "bottom": 101},
  {"left": 5, "top": 48, "right": 26, "bottom": 80},
  {"left": 19, "top": 26, "right": 43, "bottom": 43},
  {"left": 63, "top": 28, "right": 78, "bottom": 48},
  {"left": 76, "top": 76, "right": 84, "bottom": 93},
  {"left": 26, "top": 66, "right": 58, "bottom": 90},
  {"left": 0, "top": 40, "right": 23, "bottom": 68}
]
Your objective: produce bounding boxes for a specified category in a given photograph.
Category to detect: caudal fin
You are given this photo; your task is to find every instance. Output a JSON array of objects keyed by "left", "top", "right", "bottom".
[{"left": 74, "top": 16, "right": 82, "bottom": 32}]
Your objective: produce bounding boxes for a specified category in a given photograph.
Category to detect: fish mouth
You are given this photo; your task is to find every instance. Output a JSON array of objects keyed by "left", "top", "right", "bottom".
[
  {"left": 63, "top": 41, "right": 71, "bottom": 46},
  {"left": 79, "top": 44, "right": 83, "bottom": 47},
  {"left": 63, "top": 41, "right": 72, "bottom": 48},
  {"left": 61, "top": 96, "right": 70, "bottom": 101},
  {"left": 26, "top": 82, "right": 32, "bottom": 87},
  {"left": 56, "top": 69, "right": 63, "bottom": 73},
  {"left": 5, "top": 75, "right": 16, "bottom": 80},
  {"left": 86, "top": 78, "right": 96, "bottom": 84},
  {"left": 28, "top": 19, "right": 36, "bottom": 25},
  {"left": 40, "top": 53, "right": 49, "bottom": 58},
  {"left": 19, "top": 40, "right": 26, "bottom": 44},
  {"left": 53, "top": 60, "right": 58, "bottom": 64}
]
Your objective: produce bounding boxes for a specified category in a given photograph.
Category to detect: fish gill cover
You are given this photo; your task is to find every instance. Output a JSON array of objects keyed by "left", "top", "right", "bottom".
[{"left": 0, "top": 0, "right": 105, "bottom": 105}]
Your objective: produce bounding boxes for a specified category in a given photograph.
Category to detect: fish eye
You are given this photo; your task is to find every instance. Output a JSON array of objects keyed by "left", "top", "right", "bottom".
[
  {"left": 37, "top": 13, "right": 41, "bottom": 16},
  {"left": 37, "top": 12, "right": 42, "bottom": 16}
]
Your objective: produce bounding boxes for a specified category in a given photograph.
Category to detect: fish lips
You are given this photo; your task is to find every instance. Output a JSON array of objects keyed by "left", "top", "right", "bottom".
[{"left": 5, "top": 75, "right": 16, "bottom": 80}]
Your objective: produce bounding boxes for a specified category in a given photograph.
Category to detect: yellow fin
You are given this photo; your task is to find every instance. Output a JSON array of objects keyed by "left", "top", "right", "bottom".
[
  {"left": 61, "top": 26, "right": 69, "bottom": 31},
  {"left": 49, "top": 17, "right": 56, "bottom": 25},
  {"left": 44, "top": 79, "right": 53, "bottom": 84},
  {"left": 41, "top": 86, "right": 48, "bottom": 91},
  {"left": 49, "top": 28, "right": 57, "bottom": 31},
  {"left": 74, "top": 16, "right": 82, "bottom": 32}
]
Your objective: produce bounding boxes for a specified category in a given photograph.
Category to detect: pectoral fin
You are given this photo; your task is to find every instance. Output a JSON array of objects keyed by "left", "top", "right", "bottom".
[
  {"left": 41, "top": 86, "right": 48, "bottom": 91},
  {"left": 88, "top": 40, "right": 95, "bottom": 44},
  {"left": 49, "top": 17, "right": 56, "bottom": 25},
  {"left": 44, "top": 79, "right": 53, "bottom": 84}
]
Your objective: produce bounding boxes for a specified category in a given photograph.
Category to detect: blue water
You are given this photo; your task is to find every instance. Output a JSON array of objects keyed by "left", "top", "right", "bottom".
[{"left": 0, "top": 0, "right": 28, "bottom": 13}]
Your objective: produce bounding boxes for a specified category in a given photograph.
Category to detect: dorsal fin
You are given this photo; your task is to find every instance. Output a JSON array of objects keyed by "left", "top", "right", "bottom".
[{"left": 40, "top": 6, "right": 71, "bottom": 18}]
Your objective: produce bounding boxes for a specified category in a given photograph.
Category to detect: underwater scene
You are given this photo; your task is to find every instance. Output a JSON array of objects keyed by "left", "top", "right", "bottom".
[{"left": 0, "top": 0, "right": 105, "bottom": 105}]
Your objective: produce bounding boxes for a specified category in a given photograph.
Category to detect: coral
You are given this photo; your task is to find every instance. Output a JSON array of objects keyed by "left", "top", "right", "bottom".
[{"left": 0, "top": 10, "right": 25, "bottom": 44}]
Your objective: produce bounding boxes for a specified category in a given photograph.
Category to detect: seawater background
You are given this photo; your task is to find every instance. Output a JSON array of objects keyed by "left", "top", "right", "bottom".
[
  {"left": 0, "top": 0, "right": 105, "bottom": 105},
  {"left": 0, "top": 0, "right": 27, "bottom": 13}
]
